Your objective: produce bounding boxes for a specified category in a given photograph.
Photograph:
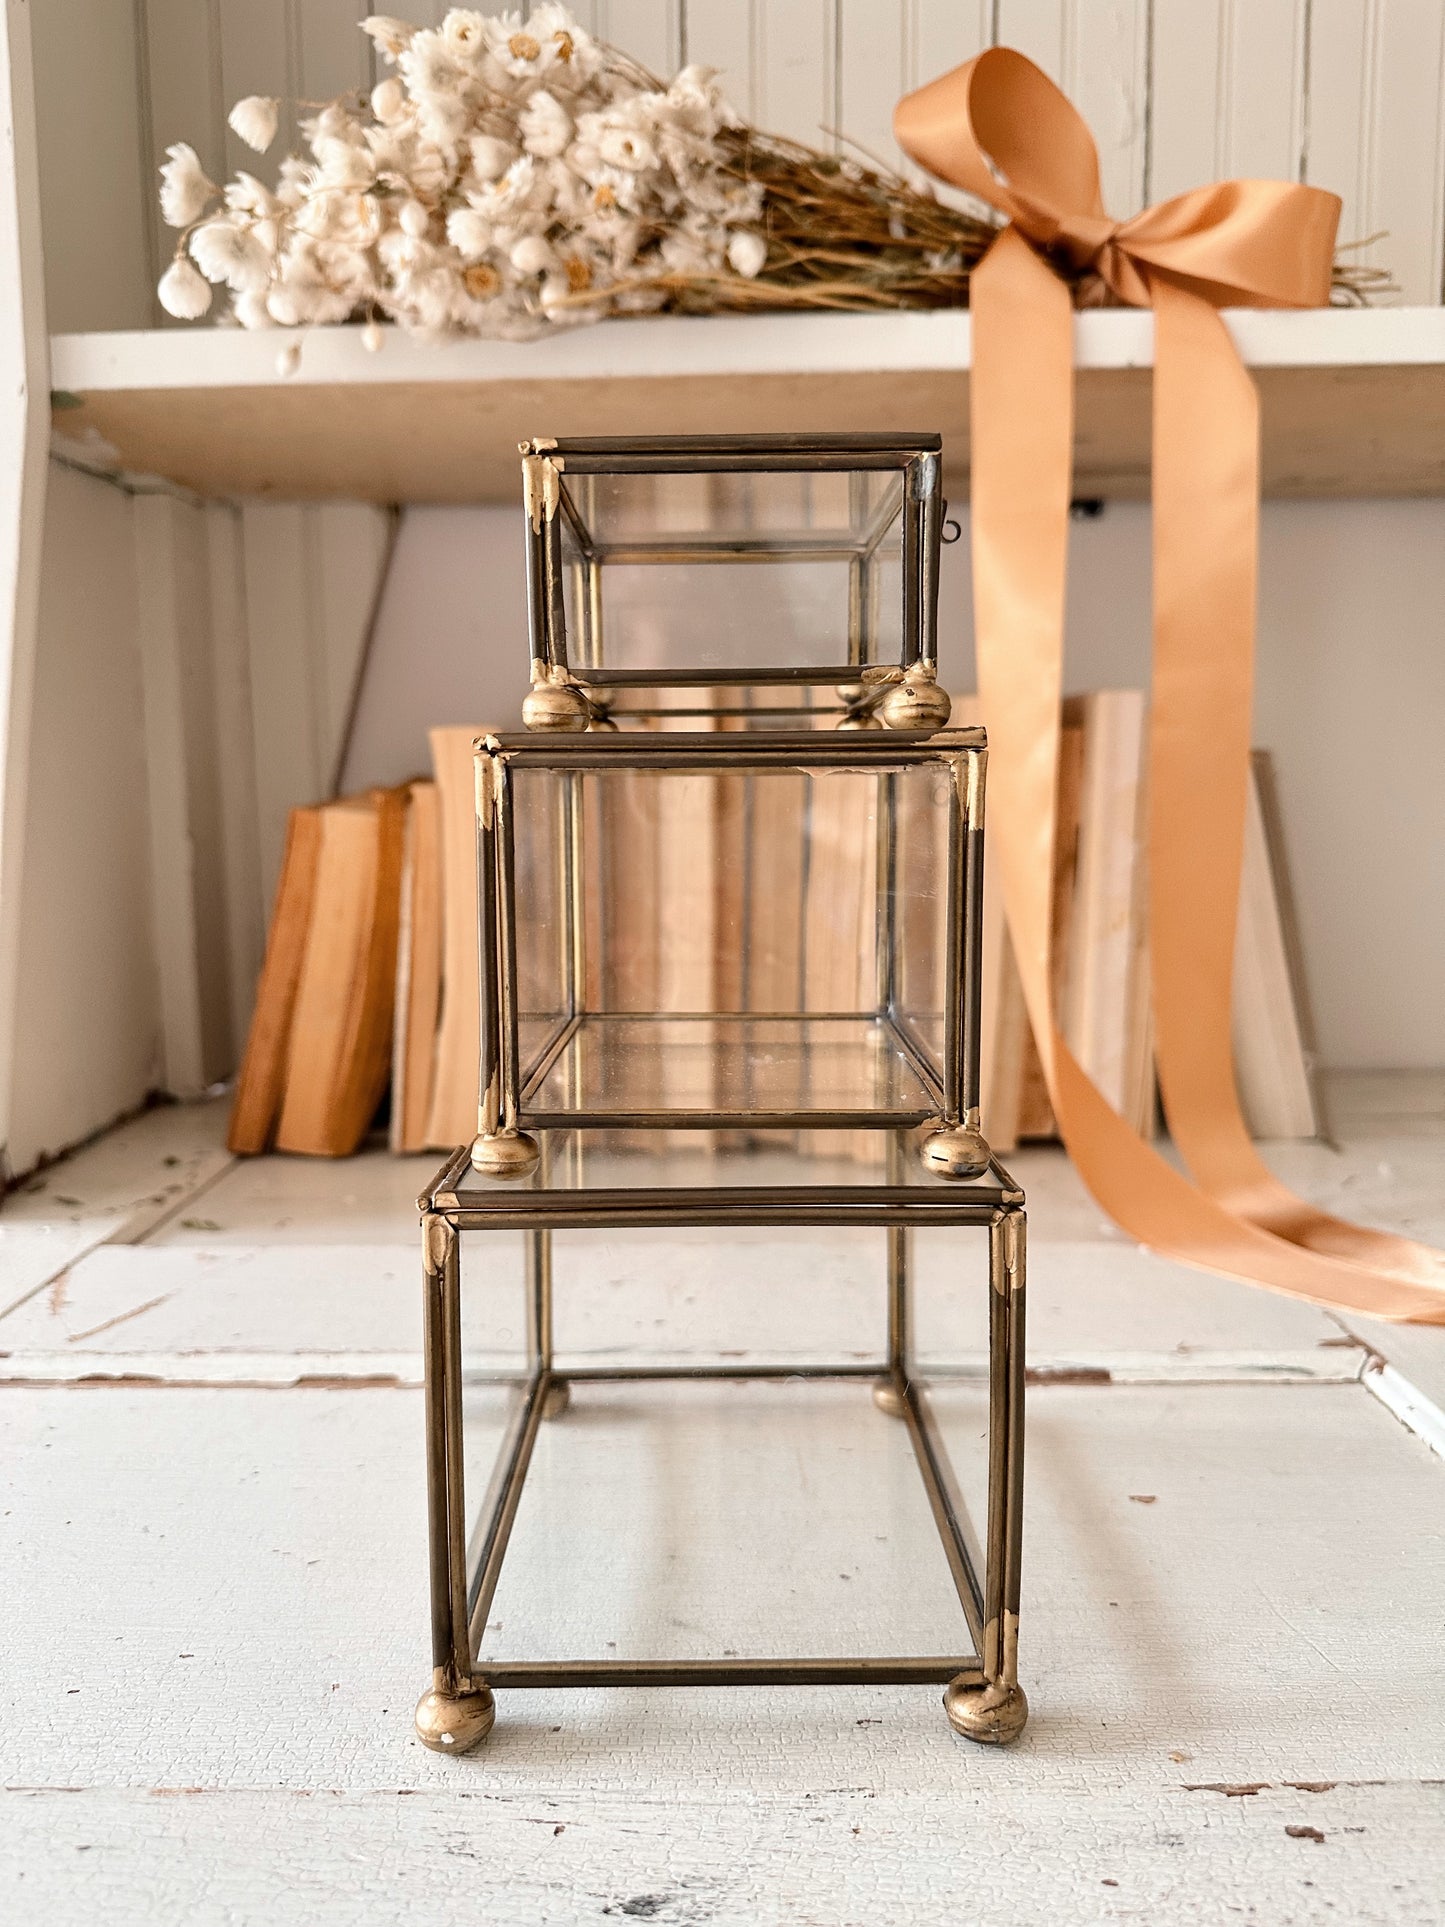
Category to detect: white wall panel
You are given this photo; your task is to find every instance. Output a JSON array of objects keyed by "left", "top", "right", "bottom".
[
  {"left": 594, "top": 0, "right": 679, "bottom": 79},
  {"left": 217, "top": 0, "right": 298, "bottom": 177},
  {"left": 133, "top": 493, "right": 234, "bottom": 1094},
  {"left": 240, "top": 505, "right": 323, "bottom": 908},
  {"left": 204, "top": 504, "right": 265, "bottom": 1065},
  {"left": 936, "top": 491, "right": 1445, "bottom": 1069},
  {"left": 0, "top": 0, "right": 54, "bottom": 1174},
  {"left": 1148, "top": 0, "right": 1309, "bottom": 202},
  {"left": 838, "top": 1, "right": 912, "bottom": 173},
  {"left": 297, "top": 0, "right": 374, "bottom": 104},
  {"left": 7, "top": 466, "right": 158, "bottom": 1170},
  {"left": 1305, "top": 0, "right": 1445, "bottom": 305},
  {"left": 754, "top": 0, "right": 838, "bottom": 149},
  {"left": 140, "top": 0, "right": 227, "bottom": 331},
  {"left": 685, "top": 0, "right": 760, "bottom": 119},
  {"left": 995, "top": 0, "right": 1149, "bottom": 215},
  {"left": 240, "top": 501, "right": 391, "bottom": 909},
  {"left": 28, "top": 0, "right": 155, "bottom": 331},
  {"left": 339, "top": 503, "right": 531, "bottom": 793}
]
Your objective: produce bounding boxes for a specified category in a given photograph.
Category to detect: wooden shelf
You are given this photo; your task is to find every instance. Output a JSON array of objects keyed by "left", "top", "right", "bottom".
[{"left": 48, "top": 307, "right": 1445, "bottom": 504}]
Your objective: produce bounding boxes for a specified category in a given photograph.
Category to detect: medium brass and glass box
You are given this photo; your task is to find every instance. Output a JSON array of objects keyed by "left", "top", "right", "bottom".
[{"left": 468, "top": 728, "right": 990, "bottom": 1179}]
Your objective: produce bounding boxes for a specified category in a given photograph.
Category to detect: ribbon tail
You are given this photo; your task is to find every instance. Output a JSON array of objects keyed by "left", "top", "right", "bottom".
[
  {"left": 970, "top": 237, "right": 1445, "bottom": 1325},
  {"left": 1149, "top": 282, "right": 1445, "bottom": 1304}
]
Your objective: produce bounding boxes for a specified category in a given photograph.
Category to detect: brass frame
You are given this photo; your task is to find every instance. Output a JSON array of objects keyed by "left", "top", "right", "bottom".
[
  {"left": 472, "top": 728, "right": 988, "bottom": 1163},
  {"left": 416, "top": 1140, "right": 1027, "bottom": 1746},
  {"left": 522, "top": 433, "right": 945, "bottom": 697}
]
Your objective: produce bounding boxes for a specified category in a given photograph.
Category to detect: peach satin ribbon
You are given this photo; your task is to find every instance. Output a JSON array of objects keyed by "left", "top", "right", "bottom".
[{"left": 896, "top": 49, "right": 1445, "bottom": 1322}]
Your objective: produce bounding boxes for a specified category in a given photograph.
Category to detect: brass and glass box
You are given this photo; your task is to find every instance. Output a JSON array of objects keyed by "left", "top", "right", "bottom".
[
  {"left": 468, "top": 728, "right": 990, "bottom": 1182},
  {"left": 415, "top": 1132, "right": 1027, "bottom": 1754},
  {"left": 413, "top": 430, "right": 1027, "bottom": 1761},
  {"left": 517, "top": 433, "right": 955, "bottom": 732}
]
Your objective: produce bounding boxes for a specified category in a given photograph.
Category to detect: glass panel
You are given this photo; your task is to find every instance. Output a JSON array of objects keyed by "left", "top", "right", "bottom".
[
  {"left": 892, "top": 763, "right": 954, "bottom": 1065},
  {"left": 502, "top": 757, "right": 962, "bottom": 1125},
  {"left": 457, "top": 1225, "right": 532, "bottom": 1582},
  {"left": 557, "top": 468, "right": 906, "bottom": 678},
  {"left": 526, "top": 1014, "right": 933, "bottom": 1121},
  {"left": 453, "top": 1211, "right": 997, "bottom": 1667},
  {"left": 454, "top": 1127, "right": 1008, "bottom": 1197},
  {"left": 477, "top": 1377, "right": 967, "bottom": 1664},
  {"left": 510, "top": 766, "right": 570, "bottom": 1070},
  {"left": 911, "top": 1223, "right": 995, "bottom": 1559}
]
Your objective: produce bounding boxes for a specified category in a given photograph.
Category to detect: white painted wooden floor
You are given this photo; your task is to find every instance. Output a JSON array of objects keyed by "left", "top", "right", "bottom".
[{"left": 2, "top": 1077, "right": 1443, "bottom": 1925}]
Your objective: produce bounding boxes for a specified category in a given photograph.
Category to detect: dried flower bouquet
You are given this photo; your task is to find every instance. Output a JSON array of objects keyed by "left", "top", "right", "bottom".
[
  {"left": 156, "top": 5, "right": 995, "bottom": 349},
  {"left": 156, "top": 6, "right": 1382, "bottom": 353}
]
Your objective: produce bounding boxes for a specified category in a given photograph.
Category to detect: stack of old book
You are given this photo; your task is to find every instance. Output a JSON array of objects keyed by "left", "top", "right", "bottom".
[{"left": 229, "top": 691, "right": 1321, "bottom": 1157}]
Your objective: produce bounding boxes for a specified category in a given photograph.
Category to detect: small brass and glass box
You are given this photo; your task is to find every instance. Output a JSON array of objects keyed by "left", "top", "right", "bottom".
[
  {"left": 468, "top": 727, "right": 989, "bottom": 1181},
  {"left": 518, "top": 433, "right": 954, "bottom": 732}
]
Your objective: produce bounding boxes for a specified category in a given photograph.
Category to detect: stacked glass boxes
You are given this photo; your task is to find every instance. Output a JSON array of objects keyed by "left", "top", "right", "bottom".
[{"left": 416, "top": 436, "right": 1028, "bottom": 1756}]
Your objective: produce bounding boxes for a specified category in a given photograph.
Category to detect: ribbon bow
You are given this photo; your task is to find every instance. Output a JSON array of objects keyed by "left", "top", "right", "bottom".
[{"left": 896, "top": 49, "right": 1445, "bottom": 1322}]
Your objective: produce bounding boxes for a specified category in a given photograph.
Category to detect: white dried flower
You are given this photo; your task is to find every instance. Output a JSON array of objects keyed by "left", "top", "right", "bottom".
[
  {"left": 189, "top": 217, "right": 272, "bottom": 292},
  {"left": 417, "top": 92, "right": 472, "bottom": 149},
  {"left": 482, "top": 15, "right": 561, "bottom": 85},
  {"left": 467, "top": 155, "right": 542, "bottom": 220},
  {"left": 597, "top": 123, "right": 657, "bottom": 173},
  {"left": 362, "top": 318, "right": 386, "bottom": 352},
  {"left": 400, "top": 30, "right": 466, "bottom": 99},
  {"left": 314, "top": 135, "right": 374, "bottom": 190},
  {"left": 228, "top": 96, "right": 279, "bottom": 153},
  {"left": 442, "top": 9, "right": 487, "bottom": 62},
  {"left": 399, "top": 199, "right": 431, "bottom": 239},
  {"left": 446, "top": 205, "right": 494, "bottom": 260},
  {"left": 527, "top": 4, "right": 602, "bottom": 91},
  {"left": 159, "top": 142, "right": 214, "bottom": 228},
  {"left": 519, "top": 88, "right": 571, "bottom": 159},
  {"left": 370, "top": 77, "right": 408, "bottom": 125},
  {"left": 276, "top": 155, "right": 316, "bottom": 206},
  {"left": 158, "top": 256, "right": 212, "bottom": 318},
  {"left": 468, "top": 134, "right": 517, "bottom": 182},
  {"left": 232, "top": 289, "right": 274, "bottom": 329},
  {"left": 265, "top": 252, "right": 356, "bottom": 327},
  {"left": 510, "top": 232, "right": 553, "bottom": 275},
  {"left": 726, "top": 229, "right": 766, "bottom": 278},
  {"left": 361, "top": 15, "right": 415, "bottom": 62}
]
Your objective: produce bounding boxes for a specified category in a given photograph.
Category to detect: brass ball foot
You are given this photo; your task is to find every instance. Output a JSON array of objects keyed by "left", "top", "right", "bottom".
[
  {"left": 918, "top": 1123, "right": 991, "bottom": 1181},
  {"left": 944, "top": 1677, "right": 1029, "bottom": 1745},
  {"left": 871, "top": 1375, "right": 907, "bottom": 1418},
  {"left": 522, "top": 680, "right": 591, "bottom": 732},
  {"left": 414, "top": 1674, "right": 496, "bottom": 1754},
  {"left": 469, "top": 1130, "right": 541, "bottom": 1180},
  {"left": 879, "top": 673, "right": 952, "bottom": 732},
  {"left": 540, "top": 1377, "right": 570, "bottom": 1419}
]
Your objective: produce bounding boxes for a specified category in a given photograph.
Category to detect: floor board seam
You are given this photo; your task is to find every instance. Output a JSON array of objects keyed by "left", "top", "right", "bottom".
[{"left": 1361, "top": 1356, "right": 1445, "bottom": 1460}]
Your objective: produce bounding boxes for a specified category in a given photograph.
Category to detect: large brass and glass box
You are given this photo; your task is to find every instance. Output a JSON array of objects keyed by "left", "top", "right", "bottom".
[
  {"left": 470, "top": 728, "right": 989, "bottom": 1174},
  {"left": 416, "top": 1135, "right": 1026, "bottom": 1749}
]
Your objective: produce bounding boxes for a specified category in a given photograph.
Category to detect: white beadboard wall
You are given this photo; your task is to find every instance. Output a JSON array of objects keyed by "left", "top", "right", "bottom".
[
  {"left": 2, "top": 458, "right": 390, "bottom": 1175},
  {"left": 7, "top": 1, "right": 1445, "bottom": 1172},
  {"left": 35, "top": 0, "right": 1445, "bottom": 337}
]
